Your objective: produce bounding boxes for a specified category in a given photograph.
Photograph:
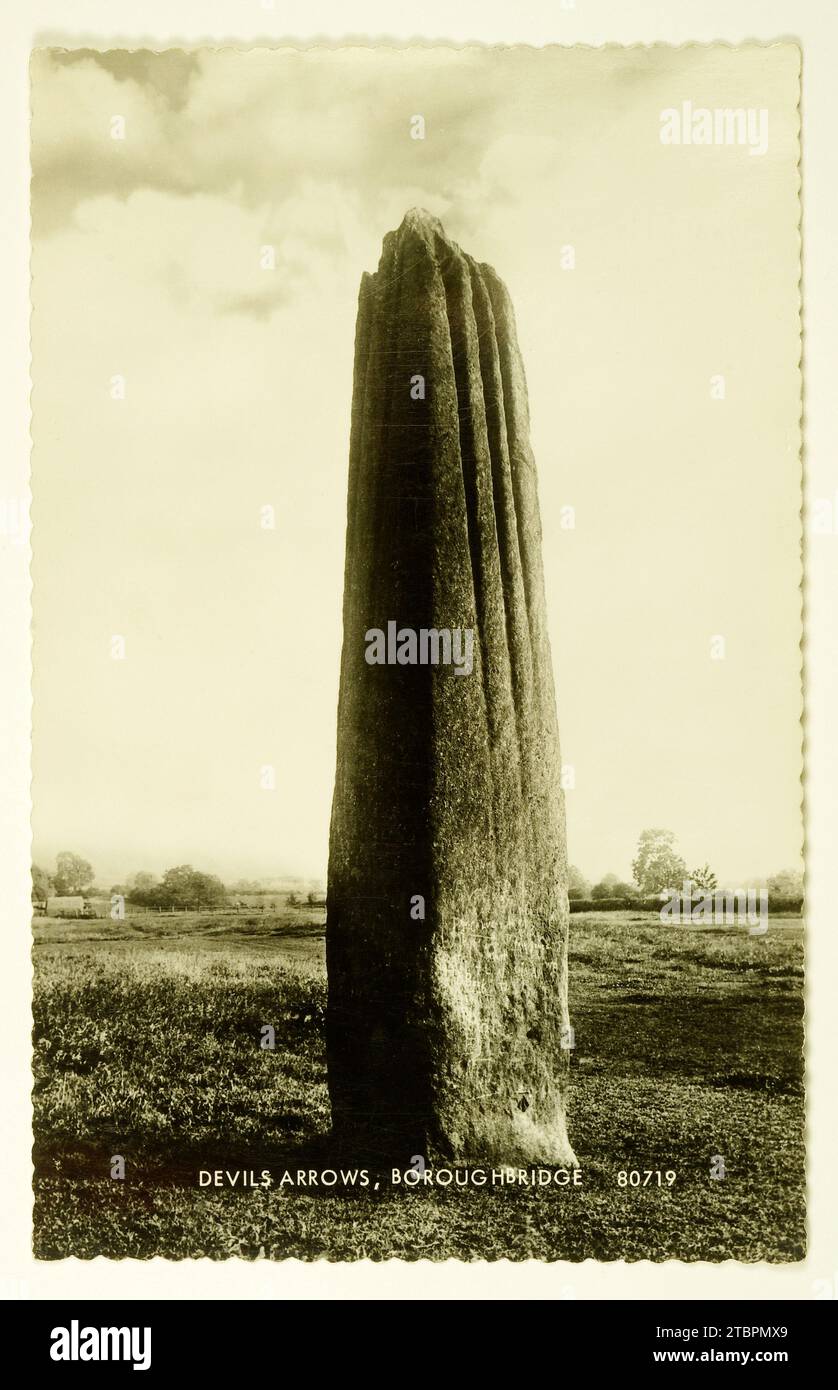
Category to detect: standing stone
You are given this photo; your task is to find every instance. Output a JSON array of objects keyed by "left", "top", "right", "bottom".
[{"left": 326, "top": 209, "right": 575, "bottom": 1165}]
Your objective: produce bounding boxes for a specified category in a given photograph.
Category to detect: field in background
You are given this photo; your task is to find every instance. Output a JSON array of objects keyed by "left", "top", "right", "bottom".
[{"left": 32, "top": 909, "right": 804, "bottom": 1262}]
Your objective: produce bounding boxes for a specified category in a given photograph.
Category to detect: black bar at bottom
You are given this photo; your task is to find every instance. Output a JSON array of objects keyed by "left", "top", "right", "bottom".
[{"left": 5, "top": 1298, "right": 828, "bottom": 1374}]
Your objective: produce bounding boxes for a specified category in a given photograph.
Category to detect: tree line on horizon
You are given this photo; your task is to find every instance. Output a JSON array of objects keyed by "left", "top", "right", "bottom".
[
  {"left": 570, "top": 828, "right": 803, "bottom": 902},
  {"left": 30, "top": 856, "right": 326, "bottom": 911},
  {"left": 31, "top": 829, "right": 804, "bottom": 912},
  {"left": 31, "top": 855, "right": 227, "bottom": 911}
]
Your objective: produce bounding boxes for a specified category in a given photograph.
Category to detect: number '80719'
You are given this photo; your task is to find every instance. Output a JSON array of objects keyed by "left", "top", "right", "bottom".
[{"left": 617, "top": 1170, "right": 676, "bottom": 1187}]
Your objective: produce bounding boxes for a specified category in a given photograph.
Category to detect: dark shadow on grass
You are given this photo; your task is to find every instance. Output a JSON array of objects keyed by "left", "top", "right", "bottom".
[
  {"left": 32, "top": 1127, "right": 427, "bottom": 1196},
  {"left": 707, "top": 1071, "right": 803, "bottom": 1095}
]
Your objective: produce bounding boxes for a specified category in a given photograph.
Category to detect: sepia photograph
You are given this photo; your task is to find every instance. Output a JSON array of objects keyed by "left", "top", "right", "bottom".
[{"left": 29, "top": 41, "right": 803, "bottom": 1264}]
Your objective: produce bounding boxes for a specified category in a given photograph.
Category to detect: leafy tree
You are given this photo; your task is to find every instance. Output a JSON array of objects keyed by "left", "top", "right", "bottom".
[
  {"left": 31, "top": 864, "right": 53, "bottom": 906},
  {"left": 126, "top": 871, "right": 158, "bottom": 904},
  {"left": 567, "top": 865, "right": 591, "bottom": 900},
  {"left": 53, "top": 851, "right": 95, "bottom": 897},
  {"left": 689, "top": 863, "right": 718, "bottom": 893},
  {"left": 592, "top": 874, "right": 621, "bottom": 900},
  {"left": 767, "top": 868, "right": 804, "bottom": 899},
  {"left": 632, "top": 829, "right": 687, "bottom": 896},
  {"left": 612, "top": 880, "right": 638, "bottom": 900},
  {"left": 153, "top": 865, "right": 227, "bottom": 910}
]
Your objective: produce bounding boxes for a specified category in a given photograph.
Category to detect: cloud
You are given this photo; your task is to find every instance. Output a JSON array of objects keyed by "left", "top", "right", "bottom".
[
  {"left": 218, "top": 286, "right": 292, "bottom": 320},
  {"left": 30, "top": 47, "right": 510, "bottom": 247},
  {"left": 48, "top": 47, "right": 201, "bottom": 109}
]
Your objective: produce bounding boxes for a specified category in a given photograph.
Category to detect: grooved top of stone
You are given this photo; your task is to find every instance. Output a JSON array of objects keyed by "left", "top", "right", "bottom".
[
  {"left": 399, "top": 206, "right": 447, "bottom": 239},
  {"left": 380, "top": 207, "right": 499, "bottom": 285}
]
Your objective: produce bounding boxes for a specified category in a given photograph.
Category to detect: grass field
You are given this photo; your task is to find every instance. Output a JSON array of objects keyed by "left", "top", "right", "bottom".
[{"left": 32, "top": 908, "right": 805, "bottom": 1262}]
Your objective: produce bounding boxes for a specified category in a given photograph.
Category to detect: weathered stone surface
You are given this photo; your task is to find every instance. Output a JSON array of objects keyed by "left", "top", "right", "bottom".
[{"left": 326, "top": 209, "right": 575, "bottom": 1165}]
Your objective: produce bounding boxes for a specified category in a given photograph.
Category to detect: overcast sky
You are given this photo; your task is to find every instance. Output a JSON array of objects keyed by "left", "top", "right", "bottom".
[{"left": 30, "top": 44, "right": 802, "bottom": 886}]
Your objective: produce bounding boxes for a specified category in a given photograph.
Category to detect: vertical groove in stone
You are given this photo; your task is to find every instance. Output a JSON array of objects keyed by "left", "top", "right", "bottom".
[
  {"left": 438, "top": 251, "right": 493, "bottom": 859},
  {"left": 467, "top": 263, "right": 533, "bottom": 784},
  {"left": 483, "top": 268, "right": 566, "bottom": 870},
  {"left": 333, "top": 272, "right": 374, "bottom": 824},
  {"left": 484, "top": 271, "right": 557, "bottom": 729},
  {"left": 327, "top": 210, "right": 574, "bottom": 1166}
]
